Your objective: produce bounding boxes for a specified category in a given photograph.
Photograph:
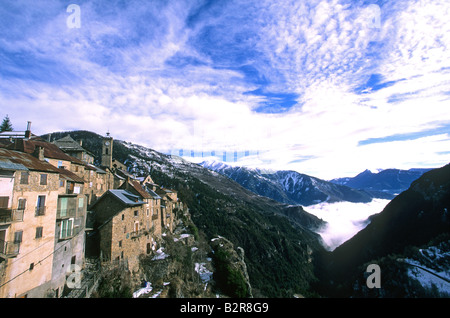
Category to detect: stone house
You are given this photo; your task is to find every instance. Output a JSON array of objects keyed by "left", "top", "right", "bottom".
[
  {"left": 89, "top": 189, "right": 158, "bottom": 272},
  {"left": 0, "top": 148, "right": 61, "bottom": 298},
  {"left": 119, "top": 179, "right": 163, "bottom": 238},
  {"left": 52, "top": 135, "right": 95, "bottom": 165},
  {"left": 4, "top": 136, "right": 89, "bottom": 297},
  {"left": 51, "top": 167, "right": 87, "bottom": 298}
]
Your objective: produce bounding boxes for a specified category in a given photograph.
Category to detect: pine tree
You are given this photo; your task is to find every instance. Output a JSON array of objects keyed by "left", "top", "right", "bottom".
[{"left": 0, "top": 115, "right": 13, "bottom": 132}]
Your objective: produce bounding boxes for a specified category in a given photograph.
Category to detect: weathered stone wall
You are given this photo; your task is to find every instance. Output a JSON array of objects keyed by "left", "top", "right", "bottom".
[{"left": 0, "top": 170, "right": 59, "bottom": 297}]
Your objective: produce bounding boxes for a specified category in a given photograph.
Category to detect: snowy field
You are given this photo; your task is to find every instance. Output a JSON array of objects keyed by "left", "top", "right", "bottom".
[{"left": 305, "top": 199, "right": 391, "bottom": 251}]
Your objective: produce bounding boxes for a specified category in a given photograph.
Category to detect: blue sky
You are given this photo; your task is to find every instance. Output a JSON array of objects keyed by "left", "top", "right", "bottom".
[{"left": 1, "top": 0, "right": 449, "bottom": 179}]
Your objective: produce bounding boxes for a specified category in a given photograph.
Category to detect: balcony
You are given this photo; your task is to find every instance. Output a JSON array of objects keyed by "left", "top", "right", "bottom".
[
  {"left": 130, "top": 227, "right": 154, "bottom": 239},
  {"left": 0, "top": 208, "right": 24, "bottom": 225},
  {"left": 0, "top": 240, "right": 20, "bottom": 258},
  {"left": 56, "top": 208, "right": 76, "bottom": 219},
  {"left": 35, "top": 206, "right": 46, "bottom": 216}
]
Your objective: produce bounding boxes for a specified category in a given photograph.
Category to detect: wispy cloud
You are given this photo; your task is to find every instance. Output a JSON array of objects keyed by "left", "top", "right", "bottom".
[
  {"left": 1, "top": 0, "right": 449, "bottom": 179},
  {"left": 306, "top": 199, "right": 391, "bottom": 250}
]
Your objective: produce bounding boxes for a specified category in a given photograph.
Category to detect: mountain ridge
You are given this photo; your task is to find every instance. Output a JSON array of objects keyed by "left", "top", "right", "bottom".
[
  {"left": 200, "top": 160, "right": 375, "bottom": 206},
  {"left": 330, "top": 167, "right": 433, "bottom": 195}
]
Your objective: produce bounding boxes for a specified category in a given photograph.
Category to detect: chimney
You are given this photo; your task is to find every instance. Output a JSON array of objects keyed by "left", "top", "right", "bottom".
[
  {"left": 34, "top": 146, "right": 45, "bottom": 161},
  {"left": 78, "top": 139, "right": 83, "bottom": 146},
  {"left": 25, "top": 121, "right": 32, "bottom": 139}
]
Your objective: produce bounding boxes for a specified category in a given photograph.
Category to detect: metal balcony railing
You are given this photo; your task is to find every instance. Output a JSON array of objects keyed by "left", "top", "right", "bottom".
[
  {"left": 0, "top": 239, "right": 20, "bottom": 258},
  {"left": 35, "top": 206, "right": 46, "bottom": 216},
  {"left": 0, "top": 208, "right": 24, "bottom": 224},
  {"left": 130, "top": 227, "right": 154, "bottom": 239}
]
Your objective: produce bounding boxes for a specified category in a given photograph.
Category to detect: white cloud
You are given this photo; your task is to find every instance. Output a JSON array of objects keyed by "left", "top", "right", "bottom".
[
  {"left": 305, "top": 199, "right": 391, "bottom": 251},
  {"left": 1, "top": 0, "right": 449, "bottom": 180}
]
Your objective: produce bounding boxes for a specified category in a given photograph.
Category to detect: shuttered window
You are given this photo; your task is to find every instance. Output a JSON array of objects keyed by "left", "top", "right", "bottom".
[
  {"left": 0, "top": 197, "right": 8, "bottom": 208},
  {"left": 60, "top": 197, "right": 68, "bottom": 217},
  {"left": 18, "top": 198, "right": 26, "bottom": 210},
  {"left": 35, "top": 227, "right": 43, "bottom": 239},
  {"left": 20, "top": 172, "right": 29, "bottom": 184},
  {"left": 14, "top": 231, "right": 23, "bottom": 243},
  {"left": 60, "top": 219, "right": 73, "bottom": 239}
]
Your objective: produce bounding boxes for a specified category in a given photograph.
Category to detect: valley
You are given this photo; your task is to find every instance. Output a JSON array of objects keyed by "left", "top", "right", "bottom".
[{"left": 41, "top": 130, "right": 450, "bottom": 298}]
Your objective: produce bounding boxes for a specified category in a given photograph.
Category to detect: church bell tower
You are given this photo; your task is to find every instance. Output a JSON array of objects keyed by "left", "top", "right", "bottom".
[{"left": 101, "top": 132, "right": 113, "bottom": 168}]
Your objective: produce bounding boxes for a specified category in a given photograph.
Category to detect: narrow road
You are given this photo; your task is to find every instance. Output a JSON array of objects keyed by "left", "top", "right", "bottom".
[{"left": 397, "top": 258, "right": 450, "bottom": 284}]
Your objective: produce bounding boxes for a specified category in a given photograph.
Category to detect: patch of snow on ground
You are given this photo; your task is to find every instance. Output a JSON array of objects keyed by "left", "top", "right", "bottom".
[
  {"left": 195, "top": 262, "right": 213, "bottom": 285},
  {"left": 152, "top": 247, "right": 169, "bottom": 260},
  {"left": 405, "top": 260, "right": 450, "bottom": 295},
  {"left": 133, "top": 282, "right": 153, "bottom": 298}
]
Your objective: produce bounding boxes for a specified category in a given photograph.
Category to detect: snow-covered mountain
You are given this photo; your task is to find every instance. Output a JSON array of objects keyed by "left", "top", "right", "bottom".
[
  {"left": 200, "top": 160, "right": 374, "bottom": 206},
  {"left": 330, "top": 168, "right": 433, "bottom": 195}
]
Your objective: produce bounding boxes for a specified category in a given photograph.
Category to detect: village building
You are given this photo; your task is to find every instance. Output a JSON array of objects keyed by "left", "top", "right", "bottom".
[
  {"left": 0, "top": 148, "right": 61, "bottom": 298},
  {"left": 0, "top": 123, "right": 186, "bottom": 297},
  {"left": 88, "top": 188, "right": 158, "bottom": 272},
  {"left": 52, "top": 135, "right": 95, "bottom": 165},
  {"left": 3, "top": 131, "right": 89, "bottom": 297},
  {"left": 119, "top": 179, "right": 163, "bottom": 238},
  {"left": 51, "top": 167, "right": 87, "bottom": 298}
]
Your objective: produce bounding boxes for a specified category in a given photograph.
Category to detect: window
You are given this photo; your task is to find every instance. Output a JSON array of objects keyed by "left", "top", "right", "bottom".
[
  {"left": 0, "top": 196, "right": 8, "bottom": 208},
  {"left": 18, "top": 198, "right": 26, "bottom": 210},
  {"left": 78, "top": 197, "right": 84, "bottom": 209},
  {"left": 60, "top": 219, "right": 73, "bottom": 239},
  {"left": 146, "top": 209, "right": 149, "bottom": 217},
  {"left": 58, "top": 161, "right": 63, "bottom": 168},
  {"left": 121, "top": 214, "right": 124, "bottom": 221},
  {"left": 60, "top": 180, "right": 65, "bottom": 187},
  {"left": 36, "top": 196, "right": 46, "bottom": 216},
  {"left": 14, "top": 231, "right": 23, "bottom": 243},
  {"left": 119, "top": 240, "right": 122, "bottom": 248},
  {"left": 35, "top": 227, "right": 43, "bottom": 239},
  {"left": 40, "top": 174, "right": 47, "bottom": 185},
  {"left": 134, "top": 210, "right": 138, "bottom": 217},
  {"left": 59, "top": 197, "right": 68, "bottom": 217},
  {"left": 68, "top": 183, "right": 74, "bottom": 192},
  {"left": 20, "top": 172, "right": 29, "bottom": 185},
  {"left": 123, "top": 226, "right": 126, "bottom": 233}
]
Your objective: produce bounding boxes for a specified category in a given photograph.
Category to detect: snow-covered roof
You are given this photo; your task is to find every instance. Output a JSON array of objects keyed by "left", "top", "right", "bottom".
[{"left": 108, "top": 189, "right": 146, "bottom": 206}]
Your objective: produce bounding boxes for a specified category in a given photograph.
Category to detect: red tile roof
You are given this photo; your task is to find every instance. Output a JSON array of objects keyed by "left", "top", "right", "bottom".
[
  {"left": 0, "top": 148, "right": 61, "bottom": 173},
  {"left": 128, "top": 179, "right": 152, "bottom": 199},
  {"left": 7, "top": 137, "right": 84, "bottom": 164}
]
